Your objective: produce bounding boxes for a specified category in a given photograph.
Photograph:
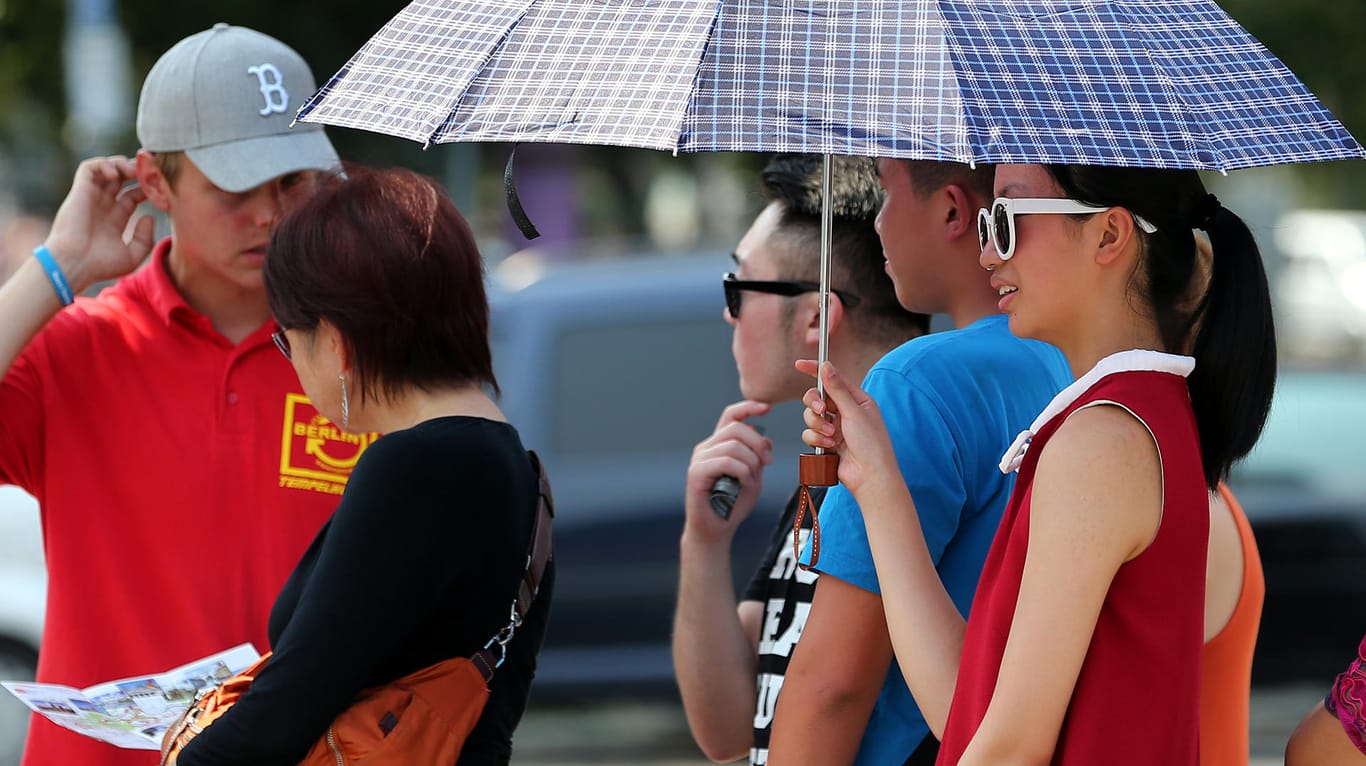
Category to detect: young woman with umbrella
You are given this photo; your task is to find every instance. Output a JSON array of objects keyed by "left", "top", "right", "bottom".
[{"left": 799, "top": 163, "right": 1275, "bottom": 765}]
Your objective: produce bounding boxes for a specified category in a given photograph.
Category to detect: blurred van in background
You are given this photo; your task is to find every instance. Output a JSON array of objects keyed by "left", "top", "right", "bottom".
[{"left": 488, "top": 246, "right": 803, "bottom": 697}]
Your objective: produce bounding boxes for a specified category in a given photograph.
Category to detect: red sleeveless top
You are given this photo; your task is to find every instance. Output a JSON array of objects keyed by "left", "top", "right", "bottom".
[{"left": 937, "top": 353, "right": 1208, "bottom": 765}]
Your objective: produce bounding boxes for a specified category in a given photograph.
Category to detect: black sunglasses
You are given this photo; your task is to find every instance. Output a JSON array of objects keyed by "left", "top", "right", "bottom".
[
  {"left": 723, "top": 272, "right": 861, "bottom": 319},
  {"left": 271, "top": 324, "right": 292, "bottom": 360}
]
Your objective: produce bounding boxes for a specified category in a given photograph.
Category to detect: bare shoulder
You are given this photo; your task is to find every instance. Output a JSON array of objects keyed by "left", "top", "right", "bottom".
[
  {"left": 1032, "top": 404, "right": 1163, "bottom": 558},
  {"left": 1038, "top": 404, "right": 1158, "bottom": 469}
]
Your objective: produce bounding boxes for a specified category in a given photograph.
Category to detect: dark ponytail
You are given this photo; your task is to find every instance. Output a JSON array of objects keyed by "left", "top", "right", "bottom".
[
  {"left": 1047, "top": 166, "right": 1277, "bottom": 487},
  {"left": 1187, "top": 201, "right": 1276, "bottom": 485}
]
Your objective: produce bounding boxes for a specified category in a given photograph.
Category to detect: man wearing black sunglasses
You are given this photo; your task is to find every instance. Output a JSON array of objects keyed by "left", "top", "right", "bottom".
[
  {"left": 768, "top": 159, "right": 1072, "bottom": 766},
  {"left": 721, "top": 272, "right": 862, "bottom": 321},
  {"left": 674, "top": 155, "right": 929, "bottom": 766}
]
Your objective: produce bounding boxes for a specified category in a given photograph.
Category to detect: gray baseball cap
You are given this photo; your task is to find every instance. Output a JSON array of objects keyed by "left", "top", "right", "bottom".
[{"left": 136, "top": 23, "right": 340, "bottom": 193}]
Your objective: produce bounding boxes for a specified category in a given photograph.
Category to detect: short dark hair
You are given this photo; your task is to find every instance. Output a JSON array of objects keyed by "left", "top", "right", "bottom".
[
  {"left": 1046, "top": 164, "right": 1276, "bottom": 487},
  {"left": 903, "top": 159, "right": 996, "bottom": 203},
  {"left": 760, "top": 154, "right": 929, "bottom": 343},
  {"left": 264, "top": 165, "right": 498, "bottom": 403}
]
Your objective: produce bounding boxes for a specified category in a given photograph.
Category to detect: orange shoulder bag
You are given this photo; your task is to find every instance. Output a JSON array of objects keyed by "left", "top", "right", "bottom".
[{"left": 161, "top": 451, "right": 554, "bottom": 766}]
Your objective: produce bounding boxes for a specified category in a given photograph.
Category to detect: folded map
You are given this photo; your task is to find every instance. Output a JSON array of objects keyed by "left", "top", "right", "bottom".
[{"left": 2, "top": 643, "right": 260, "bottom": 750}]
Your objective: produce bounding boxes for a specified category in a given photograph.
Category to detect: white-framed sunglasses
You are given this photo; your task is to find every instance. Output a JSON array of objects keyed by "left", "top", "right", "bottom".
[{"left": 977, "top": 197, "right": 1159, "bottom": 261}]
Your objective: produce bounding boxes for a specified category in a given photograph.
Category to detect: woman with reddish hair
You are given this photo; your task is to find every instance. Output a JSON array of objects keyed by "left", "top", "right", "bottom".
[{"left": 174, "top": 166, "right": 553, "bottom": 766}]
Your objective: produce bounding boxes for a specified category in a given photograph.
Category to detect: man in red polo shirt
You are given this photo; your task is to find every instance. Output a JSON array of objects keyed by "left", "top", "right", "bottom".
[{"left": 0, "top": 25, "right": 368, "bottom": 766}]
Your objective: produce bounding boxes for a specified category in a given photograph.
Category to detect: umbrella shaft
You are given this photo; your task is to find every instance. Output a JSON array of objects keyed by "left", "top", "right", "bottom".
[{"left": 816, "top": 154, "right": 834, "bottom": 456}]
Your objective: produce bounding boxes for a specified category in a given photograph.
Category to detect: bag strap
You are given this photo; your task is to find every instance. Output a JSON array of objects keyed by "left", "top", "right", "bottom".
[
  {"left": 472, "top": 449, "right": 554, "bottom": 682},
  {"left": 516, "top": 450, "right": 554, "bottom": 618}
]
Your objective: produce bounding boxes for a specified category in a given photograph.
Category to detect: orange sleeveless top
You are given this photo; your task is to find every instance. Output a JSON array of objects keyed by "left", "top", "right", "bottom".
[{"left": 1199, "top": 483, "right": 1265, "bottom": 766}]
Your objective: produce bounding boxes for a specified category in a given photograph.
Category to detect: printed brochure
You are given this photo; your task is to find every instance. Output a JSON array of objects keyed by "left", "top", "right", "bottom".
[{"left": 1, "top": 643, "right": 259, "bottom": 750}]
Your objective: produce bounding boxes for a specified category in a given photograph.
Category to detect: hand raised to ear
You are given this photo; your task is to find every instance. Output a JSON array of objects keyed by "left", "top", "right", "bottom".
[{"left": 44, "top": 156, "right": 155, "bottom": 293}]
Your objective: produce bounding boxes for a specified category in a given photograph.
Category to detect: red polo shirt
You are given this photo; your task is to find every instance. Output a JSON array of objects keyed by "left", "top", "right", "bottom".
[{"left": 0, "top": 239, "right": 373, "bottom": 766}]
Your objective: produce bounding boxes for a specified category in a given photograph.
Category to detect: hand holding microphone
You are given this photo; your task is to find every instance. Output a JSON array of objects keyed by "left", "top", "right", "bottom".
[
  {"left": 709, "top": 425, "right": 765, "bottom": 520},
  {"left": 709, "top": 475, "right": 742, "bottom": 520}
]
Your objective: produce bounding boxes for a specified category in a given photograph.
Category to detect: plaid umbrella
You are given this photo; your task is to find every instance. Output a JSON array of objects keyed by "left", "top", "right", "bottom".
[
  {"left": 297, "top": 0, "right": 1364, "bottom": 171},
  {"left": 296, "top": 0, "right": 1362, "bottom": 528}
]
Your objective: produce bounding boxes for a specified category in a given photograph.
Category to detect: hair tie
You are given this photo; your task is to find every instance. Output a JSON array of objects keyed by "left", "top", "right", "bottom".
[{"left": 1193, "top": 194, "right": 1221, "bottom": 230}]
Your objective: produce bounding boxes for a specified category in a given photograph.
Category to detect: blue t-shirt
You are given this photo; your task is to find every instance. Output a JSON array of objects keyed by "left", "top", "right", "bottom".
[{"left": 801, "top": 314, "right": 1071, "bottom": 765}]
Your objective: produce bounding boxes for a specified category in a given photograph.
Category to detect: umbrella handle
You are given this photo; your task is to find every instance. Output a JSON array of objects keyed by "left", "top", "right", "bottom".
[
  {"left": 799, "top": 451, "right": 838, "bottom": 487},
  {"left": 794, "top": 452, "right": 839, "bottom": 571}
]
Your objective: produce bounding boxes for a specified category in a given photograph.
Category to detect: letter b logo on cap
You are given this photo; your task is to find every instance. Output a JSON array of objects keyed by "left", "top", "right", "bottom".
[
  {"left": 247, "top": 63, "right": 289, "bottom": 116},
  {"left": 136, "top": 25, "right": 340, "bottom": 193}
]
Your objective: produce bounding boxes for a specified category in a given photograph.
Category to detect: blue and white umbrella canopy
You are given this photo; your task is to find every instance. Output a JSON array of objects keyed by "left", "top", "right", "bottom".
[{"left": 297, "top": 0, "right": 1363, "bottom": 172}]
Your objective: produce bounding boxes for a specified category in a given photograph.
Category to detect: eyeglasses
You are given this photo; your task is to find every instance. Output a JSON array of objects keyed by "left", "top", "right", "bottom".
[
  {"left": 977, "top": 197, "right": 1159, "bottom": 261},
  {"left": 271, "top": 324, "right": 292, "bottom": 360},
  {"left": 723, "top": 272, "right": 861, "bottom": 319}
]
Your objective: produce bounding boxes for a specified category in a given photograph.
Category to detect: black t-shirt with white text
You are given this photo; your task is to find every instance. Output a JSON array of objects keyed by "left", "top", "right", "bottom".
[{"left": 741, "top": 487, "right": 824, "bottom": 766}]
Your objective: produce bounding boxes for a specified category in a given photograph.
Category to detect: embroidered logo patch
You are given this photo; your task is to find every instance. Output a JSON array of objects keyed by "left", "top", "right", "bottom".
[
  {"left": 278, "top": 393, "right": 376, "bottom": 495},
  {"left": 247, "top": 63, "right": 289, "bottom": 116}
]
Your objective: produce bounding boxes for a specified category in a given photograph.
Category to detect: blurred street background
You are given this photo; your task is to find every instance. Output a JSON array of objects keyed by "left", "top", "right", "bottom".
[
  {"left": 507, "top": 684, "right": 1321, "bottom": 764},
  {"left": 2, "top": 2, "right": 1365, "bottom": 765}
]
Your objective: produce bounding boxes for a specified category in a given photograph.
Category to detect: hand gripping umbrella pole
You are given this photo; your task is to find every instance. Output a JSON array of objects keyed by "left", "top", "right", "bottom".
[{"left": 794, "top": 154, "right": 840, "bottom": 572}]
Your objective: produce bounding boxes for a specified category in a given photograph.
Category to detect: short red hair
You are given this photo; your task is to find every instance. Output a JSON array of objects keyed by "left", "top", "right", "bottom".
[{"left": 265, "top": 165, "right": 498, "bottom": 402}]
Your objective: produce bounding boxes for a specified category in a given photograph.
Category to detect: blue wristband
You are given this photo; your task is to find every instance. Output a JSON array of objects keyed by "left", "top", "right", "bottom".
[{"left": 32, "top": 245, "right": 75, "bottom": 306}]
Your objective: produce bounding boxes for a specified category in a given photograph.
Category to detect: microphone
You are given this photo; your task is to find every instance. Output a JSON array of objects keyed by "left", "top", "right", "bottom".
[
  {"left": 708, "top": 425, "right": 765, "bottom": 520},
  {"left": 709, "top": 476, "right": 742, "bottom": 520}
]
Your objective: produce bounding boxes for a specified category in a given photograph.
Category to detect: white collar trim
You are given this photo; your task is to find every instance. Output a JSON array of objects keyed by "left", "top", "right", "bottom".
[{"left": 998, "top": 349, "right": 1195, "bottom": 474}]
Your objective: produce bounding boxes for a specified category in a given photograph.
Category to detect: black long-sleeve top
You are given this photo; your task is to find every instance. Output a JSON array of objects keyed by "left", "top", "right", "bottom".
[{"left": 178, "top": 416, "right": 554, "bottom": 766}]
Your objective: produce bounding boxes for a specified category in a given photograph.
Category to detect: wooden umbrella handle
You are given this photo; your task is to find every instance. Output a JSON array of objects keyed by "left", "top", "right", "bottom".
[
  {"left": 794, "top": 452, "right": 839, "bottom": 570},
  {"left": 799, "top": 452, "right": 839, "bottom": 487}
]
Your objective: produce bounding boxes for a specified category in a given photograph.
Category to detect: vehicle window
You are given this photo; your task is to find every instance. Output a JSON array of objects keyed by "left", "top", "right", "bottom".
[
  {"left": 550, "top": 317, "right": 738, "bottom": 457},
  {"left": 1230, "top": 369, "right": 1366, "bottom": 501}
]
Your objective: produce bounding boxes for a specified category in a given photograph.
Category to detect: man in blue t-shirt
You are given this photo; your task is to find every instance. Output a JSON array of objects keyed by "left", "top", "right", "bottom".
[{"left": 768, "top": 160, "right": 1072, "bottom": 765}]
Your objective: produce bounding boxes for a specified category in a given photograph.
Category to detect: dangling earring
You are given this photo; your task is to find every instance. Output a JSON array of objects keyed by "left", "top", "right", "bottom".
[{"left": 338, "top": 373, "right": 350, "bottom": 430}]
